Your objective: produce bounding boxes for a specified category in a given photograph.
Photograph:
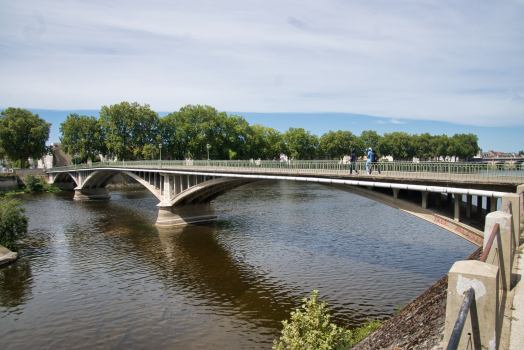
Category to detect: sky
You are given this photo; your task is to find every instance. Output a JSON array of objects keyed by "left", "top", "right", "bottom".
[{"left": 1, "top": 0, "right": 523, "bottom": 152}]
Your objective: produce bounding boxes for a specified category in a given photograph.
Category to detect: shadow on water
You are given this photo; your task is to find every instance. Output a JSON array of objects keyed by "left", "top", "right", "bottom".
[{"left": 0, "top": 259, "right": 33, "bottom": 309}]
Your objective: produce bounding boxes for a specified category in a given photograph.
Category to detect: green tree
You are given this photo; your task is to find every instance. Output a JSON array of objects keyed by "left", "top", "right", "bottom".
[
  {"left": 59, "top": 113, "right": 106, "bottom": 162},
  {"left": 318, "top": 130, "right": 357, "bottom": 160},
  {"left": 273, "top": 290, "right": 352, "bottom": 350},
  {"left": 0, "top": 108, "right": 51, "bottom": 169},
  {"left": 381, "top": 132, "right": 415, "bottom": 160},
  {"left": 98, "top": 102, "right": 159, "bottom": 160},
  {"left": 359, "top": 130, "right": 382, "bottom": 151},
  {"left": 0, "top": 197, "right": 28, "bottom": 251},
  {"left": 447, "top": 133, "right": 479, "bottom": 160},
  {"left": 246, "top": 124, "right": 285, "bottom": 160},
  {"left": 283, "top": 128, "right": 319, "bottom": 160},
  {"left": 430, "top": 134, "right": 449, "bottom": 159},
  {"left": 413, "top": 133, "right": 433, "bottom": 160}
]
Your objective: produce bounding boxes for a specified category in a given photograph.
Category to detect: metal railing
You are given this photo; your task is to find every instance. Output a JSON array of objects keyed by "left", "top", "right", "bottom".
[
  {"left": 446, "top": 287, "right": 475, "bottom": 350},
  {"left": 48, "top": 160, "right": 524, "bottom": 183}
]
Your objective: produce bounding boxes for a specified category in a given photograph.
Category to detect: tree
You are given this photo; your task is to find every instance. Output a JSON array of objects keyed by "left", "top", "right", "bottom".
[
  {"left": 318, "top": 130, "right": 357, "bottom": 160},
  {"left": 0, "top": 197, "right": 28, "bottom": 251},
  {"left": 381, "top": 132, "right": 415, "bottom": 161},
  {"left": 413, "top": 133, "right": 433, "bottom": 160},
  {"left": 59, "top": 113, "right": 106, "bottom": 162},
  {"left": 430, "top": 134, "right": 449, "bottom": 160},
  {"left": 447, "top": 133, "right": 479, "bottom": 160},
  {"left": 246, "top": 124, "right": 285, "bottom": 160},
  {"left": 283, "top": 128, "right": 319, "bottom": 160},
  {"left": 98, "top": 102, "right": 159, "bottom": 161},
  {"left": 359, "top": 130, "right": 382, "bottom": 151},
  {"left": 0, "top": 108, "right": 51, "bottom": 169}
]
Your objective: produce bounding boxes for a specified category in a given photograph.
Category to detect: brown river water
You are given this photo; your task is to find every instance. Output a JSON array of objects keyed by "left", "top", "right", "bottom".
[{"left": 0, "top": 180, "right": 476, "bottom": 349}]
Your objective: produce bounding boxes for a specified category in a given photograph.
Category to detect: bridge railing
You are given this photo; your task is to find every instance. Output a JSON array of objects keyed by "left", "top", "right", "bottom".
[{"left": 48, "top": 160, "right": 524, "bottom": 183}]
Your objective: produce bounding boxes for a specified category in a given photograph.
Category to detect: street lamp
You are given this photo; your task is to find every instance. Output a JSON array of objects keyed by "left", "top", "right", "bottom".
[
  {"left": 206, "top": 144, "right": 210, "bottom": 161},
  {"left": 159, "top": 144, "right": 162, "bottom": 167}
]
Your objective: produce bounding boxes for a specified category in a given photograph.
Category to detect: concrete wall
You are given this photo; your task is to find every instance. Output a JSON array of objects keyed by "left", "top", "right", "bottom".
[{"left": 0, "top": 176, "right": 18, "bottom": 191}]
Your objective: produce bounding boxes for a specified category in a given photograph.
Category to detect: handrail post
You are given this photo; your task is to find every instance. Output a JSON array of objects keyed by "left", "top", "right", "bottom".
[
  {"left": 517, "top": 184, "right": 524, "bottom": 234},
  {"left": 501, "top": 193, "right": 520, "bottom": 254},
  {"left": 483, "top": 211, "right": 513, "bottom": 291},
  {"left": 444, "top": 260, "right": 499, "bottom": 349}
]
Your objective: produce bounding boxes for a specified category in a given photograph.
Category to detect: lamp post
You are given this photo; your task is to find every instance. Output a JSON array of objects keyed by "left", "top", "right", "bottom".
[
  {"left": 206, "top": 144, "right": 210, "bottom": 161},
  {"left": 159, "top": 144, "right": 162, "bottom": 167}
]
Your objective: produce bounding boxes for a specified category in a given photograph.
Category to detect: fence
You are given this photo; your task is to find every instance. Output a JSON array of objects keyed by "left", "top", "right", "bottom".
[
  {"left": 48, "top": 160, "right": 524, "bottom": 183},
  {"left": 444, "top": 191, "right": 522, "bottom": 349}
]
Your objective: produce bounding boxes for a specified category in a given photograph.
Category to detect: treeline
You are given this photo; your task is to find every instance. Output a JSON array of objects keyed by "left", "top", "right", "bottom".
[
  {"left": 0, "top": 104, "right": 480, "bottom": 169},
  {"left": 60, "top": 102, "right": 479, "bottom": 161}
]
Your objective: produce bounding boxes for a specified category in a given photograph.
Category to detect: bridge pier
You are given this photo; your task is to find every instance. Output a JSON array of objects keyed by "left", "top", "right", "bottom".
[
  {"left": 73, "top": 187, "right": 111, "bottom": 200},
  {"left": 454, "top": 194, "right": 461, "bottom": 222},
  {"left": 155, "top": 202, "right": 218, "bottom": 227}
]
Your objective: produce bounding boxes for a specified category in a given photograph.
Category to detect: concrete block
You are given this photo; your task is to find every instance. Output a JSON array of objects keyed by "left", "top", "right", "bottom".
[
  {"left": 484, "top": 211, "right": 513, "bottom": 291},
  {"left": 444, "top": 260, "right": 499, "bottom": 350}
]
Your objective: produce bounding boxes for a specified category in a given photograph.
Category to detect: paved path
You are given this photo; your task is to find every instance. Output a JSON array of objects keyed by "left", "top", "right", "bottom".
[{"left": 510, "top": 241, "right": 524, "bottom": 349}]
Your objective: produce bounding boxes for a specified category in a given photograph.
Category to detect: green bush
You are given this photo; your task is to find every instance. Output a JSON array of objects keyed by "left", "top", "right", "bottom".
[
  {"left": 0, "top": 197, "right": 28, "bottom": 251},
  {"left": 273, "top": 291, "right": 383, "bottom": 350},
  {"left": 273, "top": 290, "right": 352, "bottom": 350},
  {"left": 25, "top": 174, "right": 43, "bottom": 192}
]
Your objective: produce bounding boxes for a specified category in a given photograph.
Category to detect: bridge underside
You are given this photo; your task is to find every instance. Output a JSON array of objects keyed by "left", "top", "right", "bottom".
[
  {"left": 325, "top": 184, "right": 486, "bottom": 246},
  {"left": 48, "top": 168, "right": 515, "bottom": 245}
]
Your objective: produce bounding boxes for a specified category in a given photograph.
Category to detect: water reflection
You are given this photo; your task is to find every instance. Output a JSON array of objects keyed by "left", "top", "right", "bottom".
[
  {"left": 0, "top": 181, "right": 477, "bottom": 349},
  {"left": 0, "top": 259, "right": 33, "bottom": 309}
]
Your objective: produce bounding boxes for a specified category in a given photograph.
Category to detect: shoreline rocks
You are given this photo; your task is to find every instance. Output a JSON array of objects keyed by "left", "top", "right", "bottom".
[{"left": 0, "top": 245, "right": 18, "bottom": 266}]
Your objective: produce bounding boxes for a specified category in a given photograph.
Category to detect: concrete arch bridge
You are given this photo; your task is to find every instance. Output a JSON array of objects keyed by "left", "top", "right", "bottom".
[{"left": 47, "top": 162, "right": 524, "bottom": 247}]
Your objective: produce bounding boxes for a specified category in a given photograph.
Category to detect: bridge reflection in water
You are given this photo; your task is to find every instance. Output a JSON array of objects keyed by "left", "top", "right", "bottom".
[{"left": 46, "top": 160, "right": 523, "bottom": 246}]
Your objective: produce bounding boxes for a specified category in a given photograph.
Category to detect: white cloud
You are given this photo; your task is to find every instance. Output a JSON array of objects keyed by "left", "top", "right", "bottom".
[{"left": 0, "top": 0, "right": 523, "bottom": 126}]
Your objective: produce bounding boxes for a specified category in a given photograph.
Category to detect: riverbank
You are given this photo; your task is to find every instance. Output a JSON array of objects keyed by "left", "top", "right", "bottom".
[{"left": 350, "top": 247, "right": 482, "bottom": 350}]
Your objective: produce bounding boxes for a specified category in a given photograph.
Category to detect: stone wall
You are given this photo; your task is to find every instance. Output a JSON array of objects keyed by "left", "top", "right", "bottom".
[
  {"left": 0, "top": 175, "right": 18, "bottom": 191},
  {"left": 15, "top": 169, "right": 47, "bottom": 186}
]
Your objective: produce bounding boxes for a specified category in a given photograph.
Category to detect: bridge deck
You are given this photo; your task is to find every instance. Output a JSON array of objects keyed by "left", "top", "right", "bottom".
[{"left": 48, "top": 160, "right": 524, "bottom": 188}]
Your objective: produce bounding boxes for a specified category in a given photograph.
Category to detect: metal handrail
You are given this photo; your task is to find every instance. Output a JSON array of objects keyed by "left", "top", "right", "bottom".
[
  {"left": 479, "top": 223, "right": 500, "bottom": 263},
  {"left": 46, "top": 160, "right": 524, "bottom": 183},
  {"left": 446, "top": 287, "right": 476, "bottom": 350}
]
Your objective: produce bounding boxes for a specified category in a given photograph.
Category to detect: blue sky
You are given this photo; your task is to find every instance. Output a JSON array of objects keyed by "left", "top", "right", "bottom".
[{"left": 1, "top": 1, "right": 523, "bottom": 152}]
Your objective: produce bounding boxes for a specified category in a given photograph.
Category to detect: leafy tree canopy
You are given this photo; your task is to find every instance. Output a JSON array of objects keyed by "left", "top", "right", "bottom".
[
  {"left": 98, "top": 102, "right": 159, "bottom": 161},
  {"left": 59, "top": 113, "right": 106, "bottom": 162},
  {"left": 0, "top": 108, "right": 50, "bottom": 169}
]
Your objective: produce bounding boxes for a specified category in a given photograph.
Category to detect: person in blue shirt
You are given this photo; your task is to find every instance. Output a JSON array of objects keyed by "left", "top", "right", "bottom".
[{"left": 366, "top": 148, "right": 373, "bottom": 175}]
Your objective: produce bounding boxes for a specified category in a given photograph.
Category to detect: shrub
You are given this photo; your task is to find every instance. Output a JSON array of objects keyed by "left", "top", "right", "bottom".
[
  {"left": 25, "top": 174, "right": 44, "bottom": 192},
  {"left": 0, "top": 197, "right": 28, "bottom": 251},
  {"left": 273, "top": 291, "right": 384, "bottom": 350},
  {"left": 273, "top": 290, "right": 352, "bottom": 350}
]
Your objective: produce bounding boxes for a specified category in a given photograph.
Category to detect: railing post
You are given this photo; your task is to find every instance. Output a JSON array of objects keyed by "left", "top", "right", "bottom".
[
  {"left": 517, "top": 184, "right": 524, "bottom": 235},
  {"left": 501, "top": 193, "right": 520, "bottom": 252},
  {"left": 444, "top": 260, "right": 499, "bottom": 349},
  {"left": 484, "top": 211, "right": 513, "bottom": 291}
]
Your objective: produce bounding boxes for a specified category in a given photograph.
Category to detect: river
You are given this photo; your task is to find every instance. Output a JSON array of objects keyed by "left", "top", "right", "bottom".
[{"left": 0, "top": 180, "right": 476, "bottom": 349}]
